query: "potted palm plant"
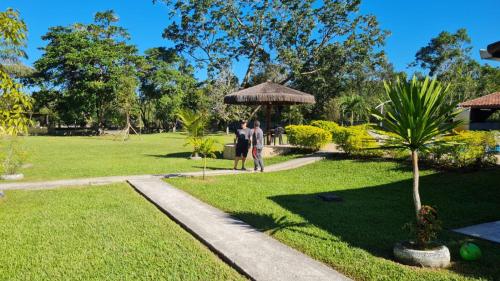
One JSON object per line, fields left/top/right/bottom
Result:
{"left": 373, "top": 76, "right": 461, "bottom": 268}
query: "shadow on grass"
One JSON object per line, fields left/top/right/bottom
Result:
{"left": 191, "top": 166, "right": 230, "bottom": 171}
{"left": 150, "top": 150, "right": 227, "bottom": 159}
{"left": 231, "top": 212, "right": 333, "bottom": 241}
{"left": 147, "top": 152, "right": 192, "bottom": 159}
{"left": 265, "top": 169, "right": 500, "bottom": 280}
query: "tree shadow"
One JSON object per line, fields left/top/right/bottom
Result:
{"left": 230, "top": 212, "right": 332, "bottom": 241}
{"left": 146, "top": 152, "right": 192, "bottom": 159}
{"left": 191, "top": 166, "right": 230, "bottom": 171}
{"left": 267, "top": 170, "right": 500, "bottom": 279}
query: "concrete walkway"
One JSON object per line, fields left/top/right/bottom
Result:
{"left": 0, "top": 153, "right": 326, "bottom": 191}
{"left": 128, "top": 178, "right": 351, "bottom": 281}
{"left": 454, "top": 221, "right": 500, "bottom": 244}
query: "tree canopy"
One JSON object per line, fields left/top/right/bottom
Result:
{"left": 31, "top": 10, "right": 140, "bottom": 133}
{"left": 0, "top": 8, "right": 32, "bottom": 136}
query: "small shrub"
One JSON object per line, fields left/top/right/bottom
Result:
{"left": 404, "top": 205, "right": 442, "bottom": 249}
{"left": 285, "top": 125, "right": 331, "bottom": 150}
{"left": 0, "top": 137, "right": 27, "bottom": 175}
{"left": 426, "top": 131, "right": 496, "bottom": 168}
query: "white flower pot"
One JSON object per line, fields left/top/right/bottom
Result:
{"left": 394, "top": 242, "right": 450, "bottom": 268}
{"left": 1, "top": 173, "right": 24, "bottom": 180}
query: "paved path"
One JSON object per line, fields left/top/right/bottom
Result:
{"left": 128, "top": 178, "right": 351, "bottom": 281}
{"left": 0, "top": 154, "right": 326, "bottom": 191}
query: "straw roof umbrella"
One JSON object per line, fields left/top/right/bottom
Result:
{"left": 480, "top": 41, "right": 500, "bottom": 61}
{"left": 224, "top": 81, "right": 315, "bottom": 144}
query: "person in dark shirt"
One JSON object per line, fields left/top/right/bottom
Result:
{"left": 233, "top": 120, "right": 251, "bottom": 170}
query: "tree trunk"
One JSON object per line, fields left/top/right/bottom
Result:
{"left": 203, "top": 157, "right": 206, "bottom": 180}
{"left": 350, "top": 112, "right": 354, "bottom": 126}
{"left": 265, "top": 105, "right": 272, "bottom": 145}
{"left": 411, "top": 150, "right": 422, "bottom": 217}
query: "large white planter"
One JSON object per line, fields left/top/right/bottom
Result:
{"left": 394, "top": 242, "right": 450, "bottom": 268}
{"left": 1, "top": 173, "right": 24, "bottom": 180}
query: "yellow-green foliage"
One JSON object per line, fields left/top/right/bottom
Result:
{"left": 311, "top": 121, "right": 381, "bottom": 156}
{"left": 310, "top": 120, "right": 341, "bottom": 135}
{"left": 332, "top": 125, "right": 381, "bottom": 156}
{"left": 285, "top": 125, "right": 331, "bottom": 150}
{"left": 428, "top": 130, "right": 496, "bottom": 168}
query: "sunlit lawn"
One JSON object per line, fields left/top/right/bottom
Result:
{"left": 167, "top": 157, "right": 500, "bottom": 281}
{"left": 13, "top": 133, "right": 296, "bottom": 181}
{"left": 0, "top": 183, "right": 244, "bottom": 281}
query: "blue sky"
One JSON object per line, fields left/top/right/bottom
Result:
{"left": 1, "top": 0, "right": 498, "bottom": 81}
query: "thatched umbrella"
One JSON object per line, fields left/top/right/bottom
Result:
{"left": 480, "top": 41, "right": 500, "bottom": 61}
{"left": 224, "top": 81, "right": 315, "bottom": 144}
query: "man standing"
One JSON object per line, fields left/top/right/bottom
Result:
{"left": 251, "top": 120, "right": 265, "bottom": 172}
{"left": 233, "top": 120, "right": 251, "bottom": 170}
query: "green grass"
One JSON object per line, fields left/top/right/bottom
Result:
{"left": 0, "top": 184, "right": 245, "bottom": 281}
{"left": 13, "top": 133, "right": 297, "bottom": 181}
{"left": 167, "top": 157, "right": 500, "bottom": 281}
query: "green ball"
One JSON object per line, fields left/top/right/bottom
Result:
{"left": 460, "top": 242, "right": 482, "bottom": 261}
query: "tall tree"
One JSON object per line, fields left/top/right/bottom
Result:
{"left": 31, "top": 10, "right": 140, "bottom": 133}
{"left": 158, "top": 0, "right": 388, "bottom": 88}
{"left": 411, "top": 29, "right": 481, "bottom": 103}
{"left": 372, "top": 77, "right": 461, "bottom": 222}
{"left": 139, "top": 47, "right": 198, "bottom": 131}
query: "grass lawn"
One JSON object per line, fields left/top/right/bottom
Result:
{"left": 13, "top": 133, "right": 296, "bottom": 181}
{"left": 167, "top": 157, "right": 500, "bottom": 281}
{"left": 0, "top": 183, "right": 245, "bottom": 281}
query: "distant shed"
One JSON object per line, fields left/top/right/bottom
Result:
{"left": 458, "top": 92, "right": 500, "bottom": 130}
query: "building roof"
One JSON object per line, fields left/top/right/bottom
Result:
{"left": 459, "top": 92, "right": 500, "bottom": 109}
{"left": 223, "top": 81, "right": 315, "bottom": 105}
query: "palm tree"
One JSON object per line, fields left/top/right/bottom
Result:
{"left": 177, "top": 109, "right": 207, "bottom": 158}
{"left": 372, "top": 76, "right": 461, "bottom": 217}
{"left": 339, "top": 94, "right": 366, "bottom": 126}
{"left": 176, "top": 109, "right": 206, "bottom": 138}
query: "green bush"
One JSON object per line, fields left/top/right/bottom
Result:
{"left": 310, "top": 120, "right": 341, "bottom": 135}
{"left": 285, "top": 125, "right": 331, "bottom": 150}
{"left": 331, "top": 125, "right": 381, "bottom": 156}
{"left": 426, "top": 131, "right": 496, "bottom": 168}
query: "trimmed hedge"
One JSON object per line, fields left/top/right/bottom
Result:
{"left": 425, "top": 130, "right": 497, "bottom": 168}
{"left": 311, "top": 121, "right": 380, "bottom": 156}
{"left": 310, "top": 120, "right": 498, "bottom": 168}
{"left": 285, "top": 125, "right": 331, "bottom": 150}
{"left": 310, "top": 120, "right": 341, "bottom": 135}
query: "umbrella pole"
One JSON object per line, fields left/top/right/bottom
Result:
{"left": 266, "top": 105, "right": 271, "bottom": 145}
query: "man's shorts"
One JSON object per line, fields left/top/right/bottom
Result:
{"left": 235, "top": 142, "right": 249, "bottom": 157}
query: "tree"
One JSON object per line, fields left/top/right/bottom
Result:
{"left": 177, "top": 109, "right": 207, "bottom": 157}
{"left": 31, "top": 10, "right": 140, "bottom": 134}
{"left": 372, "top": 76, "right": 461, "bottom": 222}
{"left": 193, "top": 137, "right": 219, "bottom": 179}
{"left": 0, "top": 8, "right": 32, "bottom": 136}
{"left": 411, "top": 29, "right": 481, "bottom": 104}
{"left": 115, "top": 72, "right": 140, "bottom": 140}
{"left": 203, "top": 67, "right": 249, "bottom": 131}
{"left": 338, "top": 94, "right": 367, "bottom": 126}
{"left": 157, "top": 0, "right": 388, "bottom": 89}
{"left": 139, "top": 47, "right": 198, "bottom": 132}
